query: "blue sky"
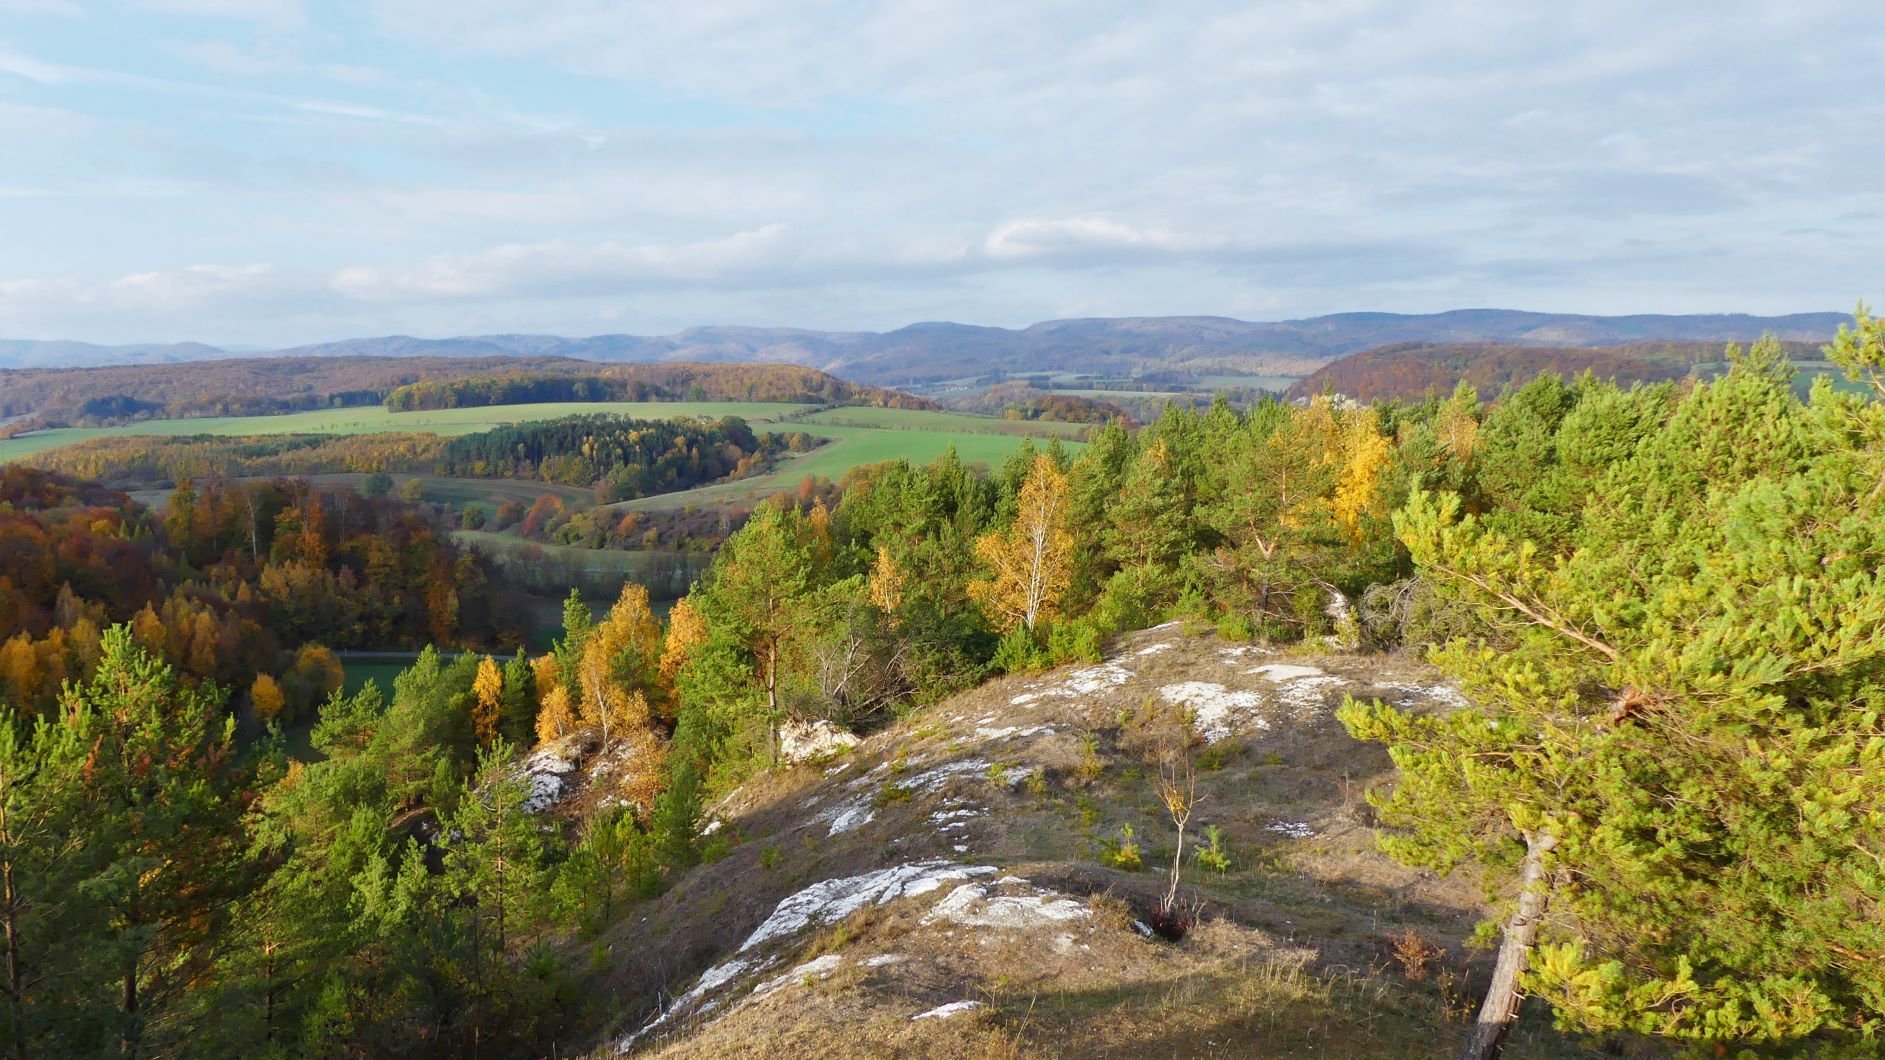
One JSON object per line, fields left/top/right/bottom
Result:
{"left": 0, "top": 0, "right": 1879, "bottom": 346}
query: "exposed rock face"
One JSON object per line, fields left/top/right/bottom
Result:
{"left": 513, "top": 731, "right": 596, "bottom": 813}
{"left": 779, "top": 719, "right": 862, "bottom": 764}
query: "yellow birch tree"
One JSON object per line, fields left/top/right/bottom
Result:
{"left": 971, "top": 452, "right": 1073, "bottom": 632}
{"left": 471, "top": 656, "right": 503, "bottom": 747}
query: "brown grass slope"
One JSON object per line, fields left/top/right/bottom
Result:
{"left": 565, "top": 626, "right": 1606, "bottom": 1059}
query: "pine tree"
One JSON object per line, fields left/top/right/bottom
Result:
{"left": 440, "top": 743, "right": 546, "bottom": 979}
{"left": 690, "top": 502, "right": 815, "bottom": 760}
{"left": 1344, "top": 340, "right": 1885, "bottom": 1056}
{"left": 37, "top": 628, "right": 250, "bottom": 1058}
{"left": 498, "top": 651, "right": 536, "bottom": 747}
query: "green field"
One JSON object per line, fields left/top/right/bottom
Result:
{"left": 1055, "top": 388, "right": 1187, "bottom": 400}
{"left": 0, "top": 400, "right": 821, "bottom": 463}
{"left": 611, "top": 422, "right": 1087, "bottom": 514}
{"left": 340, "top": 659, "right": 414, "bottom": 699}
{"left": 1193, "top": 374, "right": 1302, "bottom": 390}
{"left": 793, "top": 406, "right": 1090, "bottom": 437}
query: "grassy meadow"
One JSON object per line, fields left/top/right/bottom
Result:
{"left": 0, "top": 400, "right": 822, "bottom": 463}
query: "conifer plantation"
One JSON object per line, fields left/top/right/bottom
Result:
{"left": 0, "top": 313, "right": 1880, "bottom": 1055}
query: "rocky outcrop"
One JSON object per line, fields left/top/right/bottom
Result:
{"left": 779, "top": 718, "right": 862, "bottom": 764}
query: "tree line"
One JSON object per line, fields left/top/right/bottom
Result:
{"left": 383, "top": 362, "right": 936, "bottom": 412}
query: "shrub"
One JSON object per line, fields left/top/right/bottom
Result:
{"left": 991, "top": 625, "right": 1047, "bottom": 673}
{"left": 1195, "top": 825, "right": 1232, "bottom": 873}
{"left": 1100, "top": 824, "right": 1143, "bottom": 870}
{"left": 1046, "top": 618, "right": 1104, "bottom": 664}
{"left": 1215, "top": 612, "right": 1255, "bottom": 642}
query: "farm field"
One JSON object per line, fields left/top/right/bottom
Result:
{"left": 611, "top": 420, "right": 1087, "bottom": 514}
{"left": 1193, "top": 373, "right": 1303, "bottom": 390}
{"left": 792, "top": 406, "right": 1091, "bottom": 437}
{"left": 0, "top": 400, "right": 820, "bottom": 463}
{"left": 1054, "top": 388, "right": 1187, "bottom": 400}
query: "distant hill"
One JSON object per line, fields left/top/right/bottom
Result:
{"left": 0, "top": 357, "right": 929, "bottom": 425}
{"left": 0, "top": 309, "right": 1848, "bottom": 380}
{"left": 1285, "top": 337, "right": 1831, "bottom": 403}
{"left": 0, "top": 339, "right": 241, "bottom": 368}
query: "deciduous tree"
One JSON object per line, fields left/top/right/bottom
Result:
{"left": 971, "top": 453, "right": 1072, "bottom": 633}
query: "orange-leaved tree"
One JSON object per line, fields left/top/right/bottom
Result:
{"left": 471, "top": 656, "right": 503, "bottom": 747}
{"left": 971, "top": 452, "right": 1073, "bottom": 633}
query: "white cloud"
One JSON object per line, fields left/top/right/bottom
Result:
{"left": 106, "top": 263, "right": 282, "bottom": 308}
{"left": 983, "top": 218, "right": 1228, "bottom": 261}
{"left": 330, "top": 225, "right": 798, "bottom": 300}
{"left": 0, "top": 99, "right": 92, "bottom": 137}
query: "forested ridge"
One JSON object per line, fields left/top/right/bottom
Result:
{"left": 26, "top": 414, "right": 812, "bottom": 501}
{"left": 0, "top": 358, "right": 930, "bottom": 427}
{"left": 383, "top": 363, "right": 934, "bottom": 412}
{"left": 1287, "top": 337, "right": 1825, "bottom": 402}
{"left": 0, "top": 311, "right": 1883, "bottom": 1056}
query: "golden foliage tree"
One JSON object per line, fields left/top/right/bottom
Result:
{"left": 972, "top": 452, "right": 1073, "bottom": 632}
{"left": 251, "top": 673, "right": 287, "bottom": 724}
{"left": 578, "top": 584, "right": 664, "bottom": 747}
{"left": 290, "top": 644, "right": 344, "bottom": 698}
{"left": 657, "top": 596, "right": 707, "bottom": 709}
{"left": 471, "top": 656, "right": 504, "bottom": 747}
{"left": 868, "top": 545, "right": 905, "bottom": 618}
{"left": 534, "top": 684, "right": 578, "bottom": 745}
{"left": 0, "top": 635, "right": 37, "bottom": 710}
{"left": 1329, "top": 407, "right": 1393, "bottom": 545}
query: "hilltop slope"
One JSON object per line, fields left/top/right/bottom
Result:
{"left": 542, "top": 625, "right": 1599, "bottom": 1058}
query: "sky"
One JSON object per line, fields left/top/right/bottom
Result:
{"left": 0, "top": 1, "right": 1879, "bottom": 347}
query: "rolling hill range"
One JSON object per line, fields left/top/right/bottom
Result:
{"left": 0, "top": 309, "right": 1848, "bottom": 381}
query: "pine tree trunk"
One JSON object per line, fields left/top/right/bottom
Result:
{"left": 765, "top": 641, "right": 780, "bottom": 765}
{"left": 1458, "top": 831, "right": 1558, "bottom": 1060}
{"left": 2, "top": 854, "right": 23, "bottom": 1060}
{"left": 121, "top": 955, "right": 139, "bottom": 1060}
